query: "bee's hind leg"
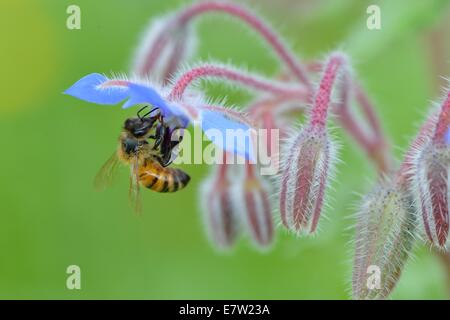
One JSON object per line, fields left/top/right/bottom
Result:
{"left": 149, "top": 124, "right": 164, "bottom": 151}
{"left": 159, "top": 127, "right": 186, "bottom": 167}
{"left": 159, "top": 148, "right": 173, "bottom": 167}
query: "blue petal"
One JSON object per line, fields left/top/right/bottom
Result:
{"left": 121, "top": 83, "right": 168, "bottom": 110}
{"left": 122, "top": 83, "right": 190, "bottom": 128}
{"left": 65, "top": 73, "right": 191, "bottom": 129}
{"left": 201, "top": 110, "right": 255, "bottom": 161}
{"left": 64, "top": 73, "right": 129, "bottom": 105}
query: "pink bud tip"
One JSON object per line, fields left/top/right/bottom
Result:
{"left": 279, "top": 126, "right": 336, "bottom": 234}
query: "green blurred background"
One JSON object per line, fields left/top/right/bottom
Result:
{"left": 1, "top": 0, "right": 450, "bottom": 299}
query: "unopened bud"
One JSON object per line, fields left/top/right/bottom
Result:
{"left": 132, "top": 14, "right": 197, "bottom": 82}
{"left": 410, "top": 92, "right": 450, "bottom": 248}
{"left": 352, "top": 182, "right": 416, "bottom": 300}
{"left": 279, "top": 126, "right": 336, "bottom": 234}
{"left": 411, "top": 142, "right": 450, "bottom": 247}
{"left": 200, "top": 164, "right": 239, "bottom": 249}
{"left": 233, "top": 164, "right": 274, "bottom": 248}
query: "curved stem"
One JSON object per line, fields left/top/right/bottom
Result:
{"left": 248, "top": 95, "right": 306, "bottom": 119}
{"left": 168, "top": 64, "right": 306, "bottom": 101}
{"left": 354, "top": 83, "right": 384, "bottom": 142}
{"left": 176, "top": 1, "right": 311, "bottom": 88}
{"left": 335, "top": 74, "right": 392, "bottom": 174}
{"left": 140, "top": 1, "right": 311, "bottom": 88}
{"left": 310, "top": 53, "right": 347, "bottom": 129}
{"left": 305, "top": 60, "right": 390, "bottom": 170}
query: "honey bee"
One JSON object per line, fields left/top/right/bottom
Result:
{"left": 95, "top": 106, "right": 190, "bottom": 212}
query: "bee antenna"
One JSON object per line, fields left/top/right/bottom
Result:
{"left": 137, "top": 105, "right": 150, "bottom": 121}
{"left": 137, "top": 105, "right": 160, "bottom": 121}
{"left": 141, "top": 107, "right": 159, "bottom": 120}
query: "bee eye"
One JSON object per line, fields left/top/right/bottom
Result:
{"left": 124, "top": 119, "right": 133, "bottom": 130}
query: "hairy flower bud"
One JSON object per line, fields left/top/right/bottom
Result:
{"left": 409, "top": 93, "right": 450, "bottom": 248}
{"left": 200, "top": 164, "right": 239, "bottom": 249}
{"left": 278, "top": 53, "right": 345, "bottom": 235}
{"left": 411, "top": 138, "right": 450, "bottom": 248}
{"left": 233, "top": 164, "right": 274, "bottom": 248}
{"left": 352, "top": 182, "right": 415, "bottom": 300}
{"left": 279, "top": 126, "right": 336, "bottom": 234}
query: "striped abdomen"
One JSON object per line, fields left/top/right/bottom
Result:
{"left": 138, "top": 158, "right": 190, "bottom": 193}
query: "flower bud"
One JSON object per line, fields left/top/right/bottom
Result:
{"left": 410, "top": 92, "right": 450, "bottom": 248}
{"left": 200, "top": 164, "right": 239, "bottom": 249}
{"left": 233, "top": 164, "right": 274, "bottom": 248}
{"left": 352, "top": 182, "right": 416, "bottom": 300}
{"left": 279, "top": 126, "right": 336, "bottom": 234}
{"left": 132, "top": 14, "right": 197, "bottom": 83}
{"left": 411, "top": 142, "right": 450, "bottom": 247}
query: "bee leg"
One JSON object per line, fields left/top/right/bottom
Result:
{"left": 152, "top": 124, "right": 164, "bottom": 150}
{"left": 161, "top": 158, "right": 173, "bottom": 167}
{"left": 161, "top": 128, "right": 186, "bottom": 167}
{"left": 159, "top": 147, "right": 173, "bottom": 167}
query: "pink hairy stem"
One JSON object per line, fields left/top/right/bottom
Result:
{"left": 354, "top": 83, "right": 392, "bottom": 174}
{"left": 334, "top": 74, "right": 392, "bottom": 174}
{"left": 245, "top": 64, "right": 391, "bottom": 173}
{"left": 303, "top": 60, "right": 383, "bottom": 138}
{"left": 138, "top": 1, "right": 312, "bottom": 87}
{"left": 334, "top": 73, "right": 372, "bottom": 150}
{"left": 175, "top": 1, "right": 311, "bottom": 88}
{"left": 354, "top": 83, "right": 384, "bottom": 141}
{"left": 261, "top": 111, "right": 277, "bottom": 157}
{"left": 304, "top": 59, "right": 391, "bottom": 173}
{"left": 310, "top": 53, "right": 347, "bottom": 130}
{"left": 247, "top": 94, "right": 307, "bottom": 119}
{"left": 168, "top": 64, "right": 307, "bottom": 101}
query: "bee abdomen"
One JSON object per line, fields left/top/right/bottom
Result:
{"left": 139, "top": 165, "right": 190, "bottom": 193}
{"left": 168, "top": 168, "right": 190, "bottom": 192}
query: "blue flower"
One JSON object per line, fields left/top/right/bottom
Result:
{"left": 64, "top": 73, "right": 255, "bottom": 160}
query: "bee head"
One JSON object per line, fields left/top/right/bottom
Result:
{"left": 124, "top": 117, "right": 156, "bottom": 138}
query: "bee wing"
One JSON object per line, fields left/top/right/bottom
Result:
{"left": 94, "top": 151, "right": 121, "bottom": 191}
{"left": 129, "top": 155, "right": 143, "bottom": 214}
